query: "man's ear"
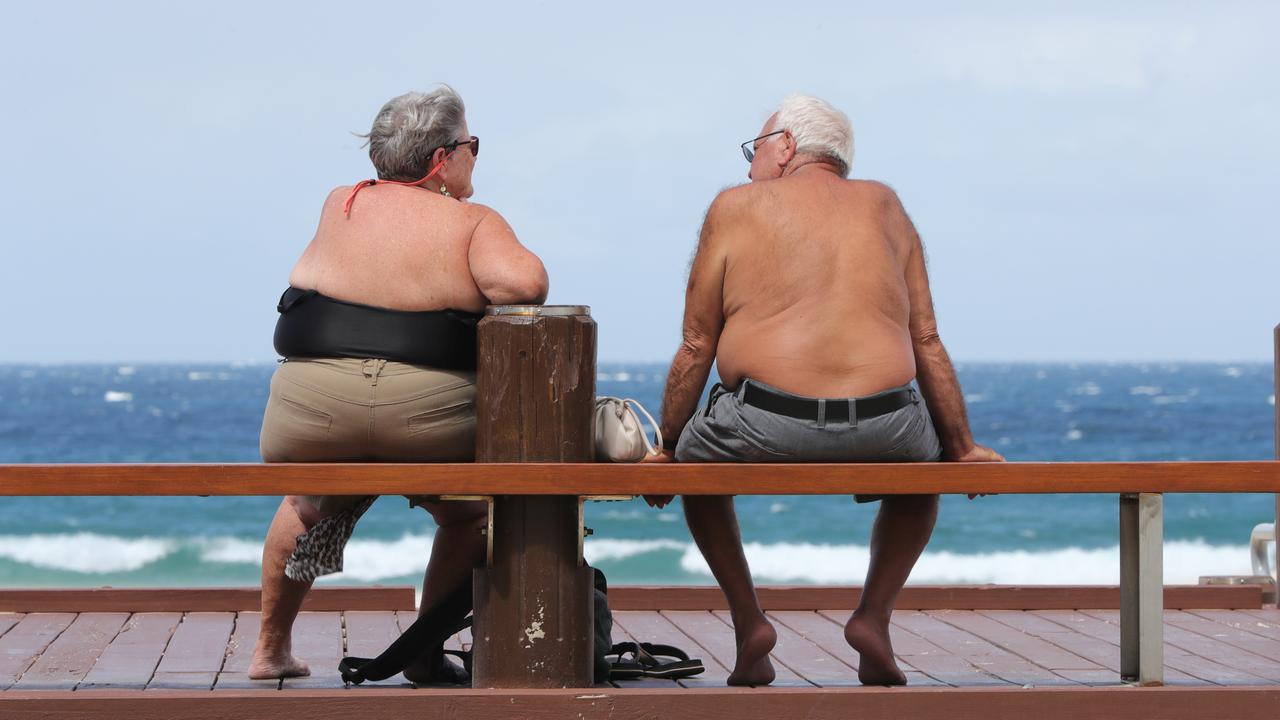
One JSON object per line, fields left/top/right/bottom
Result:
{"left": 778, "top": 131, "right": 797, "bottom": 167}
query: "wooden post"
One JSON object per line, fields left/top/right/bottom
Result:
{"left": 1120, "top": 492, "right": 1164, "bottom": 685}
{"left": 471, "top": 306, "right": 597, "bottom": 688}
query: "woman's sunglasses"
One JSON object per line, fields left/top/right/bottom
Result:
{"left": 442, "top": 136, "right": 480, "bottom": 158}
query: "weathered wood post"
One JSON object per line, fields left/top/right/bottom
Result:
{"left": 471, "top": 305, "right": 597, "bottom": 688}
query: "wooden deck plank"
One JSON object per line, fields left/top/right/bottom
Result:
{"left": 768, "top": 610, "right": 944, "bottom": 688}
{"left": 212, "top": 611, "right": 279, "bottom": 690}
{"left": 149, "top": 612, "right": 234, "bottom": 691}
{"left": 975, "top": 610, "right": 1202, "bottom": 685}
{"left": 280, "top": 612, "right": 345, "bottom": 689}
{"left": 715, "top": 610, "right": 857, "bottom": 687}
{"left": 931, "top": 610, "right": 1103, "bottom": 671}
{"left": 1189, "top": 609, "right": 1280, "bottom": 643}
{"left": 1084, "top": 609, "right": 1280, "bottom": 683}
{"left": 0, "top": 586, "right": 415, "bottom": 614}
{"left": 661, "top": 610, "right": 811, "bottom": 687}
{"left": 7, "top": 685, "right": 1280, "bottom": 719}
{"left": 0, "top": 614, "right": 21, "bottom": 640}
{"left": 1034, "top": 610, "right": 1263, "bottom": 685}
{"left": 1166, "top": 611, "right": 1280, "bottom": 667}
{"left": 817, "top": 609, "right": 1008, "bottom": 686}
{"left": 11, "top": 612, "right": 129, "bottom": 690}
{"left": 0, "top": 613, "right": 75, "bottom": 690}
{"left": 895, "top": 611, "right": 1071, "bottom": 686}
{"left": 611, "top": 610, "right": 729, "bottom": 688}
{"left": 345, "top": 610, "right": 410, "bottom": 687}
{"left": 77, "top": 613, "right": 180, "bottom": 689}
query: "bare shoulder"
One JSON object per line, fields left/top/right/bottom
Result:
{"left": 703, "top": 183, "right": 755, "bottom": 228}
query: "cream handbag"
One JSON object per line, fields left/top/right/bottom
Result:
{"left": 593, "top": 397, "right": 663, "bottom": 463}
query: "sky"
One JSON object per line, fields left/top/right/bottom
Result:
{"left": 0, "top": 1, "right": 1276, "bottom": 363}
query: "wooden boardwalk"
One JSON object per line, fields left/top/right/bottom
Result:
{"left": 3, "top": 606, "right": 1280, "bottom": 692}
{"left": 2, "top": 586, "right": 1278, "bottom": 719}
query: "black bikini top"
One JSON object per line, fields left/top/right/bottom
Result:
{"left": 273, "top": 287, "right": 481, "bottom": 370}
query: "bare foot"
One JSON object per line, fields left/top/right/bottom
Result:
{"left": 248, "top": 646, "right": 310, "bottom": 679}
{"left": 727, "top": 619, "right": 777, "bottom": 686}
{"left": 844, "top": 613, "right": 906, "bottom": 686}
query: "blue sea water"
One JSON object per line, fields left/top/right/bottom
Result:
{"left": 0, "top": 362, "right": 1274, "bottom": 589}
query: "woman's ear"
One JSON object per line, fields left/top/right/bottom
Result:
{"left": 431, "top": 146, "right": 449, "bottom": 168}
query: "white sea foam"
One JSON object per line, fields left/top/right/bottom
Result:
{"left": 1129, "top": 386, "right": 1161, "bottom": 396}
{"left": 103, "top": 391, "right": 132, "bottom": 403}
{"left": 0, "top": 533, "right": 174, "bottom": 573}
{"left": 679, "top": 539, "right": 1253, "bottom": 585}
{"left": 7, "top": 533, "right": 1255, "bottom": 586}
{"left": 583, "top": 539, "right": 686, "bottom": 563}
{"left": 187, "top": 371, "right": 213, "bottom": 381}
{"left": 116, "top": 366, "right": 136, "bottom": 376}
{"left": 964, "top": 394, "right": 986, "bottom": 403}
{"left": 1072, "top": 382, "right": 1102, "bottom": 396}
{"left": 1269, "top": 395, "right": 1276, "bottom": 406}
{"left": 1065, "top": 428, "right": 1084, "bottom": 441}
{"left": 1223, "top": 367, "right": 1243, "bottom": 378}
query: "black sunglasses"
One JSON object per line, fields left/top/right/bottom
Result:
{"left": 441, "top": 135, "right": 480, "bottom": 158}
{"left": 740, "top": 130, "right": 785, "bottom": 162}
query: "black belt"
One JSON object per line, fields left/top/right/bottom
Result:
{"left": 741, "top": 383, "right": 914, "bottom": 423}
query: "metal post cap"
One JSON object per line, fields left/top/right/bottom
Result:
{"left": 484, "top": 305, "right": 591, "bottom": 317}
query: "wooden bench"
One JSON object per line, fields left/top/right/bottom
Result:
{"left": 2, "top": 460, "right": 1278, "bottom": 687}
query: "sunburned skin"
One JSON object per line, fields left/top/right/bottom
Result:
{"left": 289, "top": 185, "right": 547, "bottom": 312}
{"left": 713, "top": 169, "right": 918, "bottom": 398}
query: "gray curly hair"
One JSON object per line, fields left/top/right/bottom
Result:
{"left": 361, "top": 85, "right": 466, "bottom": 182}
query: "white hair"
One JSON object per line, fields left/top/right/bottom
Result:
{"left": 773, "top": 94, "right": 854, "bottom": 177}
{"left": 361, "top": 85, "right": 466, "bottom": 182}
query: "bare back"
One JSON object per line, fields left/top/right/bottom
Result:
{"left": 714, "top": 170, "right": 918, "bottom": 397}
{"left": 289, "top": 185, "right": 543, "bottom": 313}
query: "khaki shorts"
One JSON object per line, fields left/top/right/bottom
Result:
{"left": 260, "top": 357, "right": 476, "bottom": 515}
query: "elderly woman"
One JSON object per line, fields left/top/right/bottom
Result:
{"left": 249, "top": 86, "right": 548, "bottom": 680}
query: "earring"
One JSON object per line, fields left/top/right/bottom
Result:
{"left": 440, "top": 184, "right": 450, "bottom": 197}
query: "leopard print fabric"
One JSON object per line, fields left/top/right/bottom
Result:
{"left": 284, "top": 496, "right": 377, "bottom": 583}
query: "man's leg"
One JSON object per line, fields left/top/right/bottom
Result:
{"left": 683, "top": 495, "right": 777, "bottom": 686}
{"left": 250, "top": 497, "right": 314, "bottom": 679}
{"left": 844, "top": 493, "right": 939, "bottom": 685}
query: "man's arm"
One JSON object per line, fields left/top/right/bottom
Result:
{"left": 893, "top": 191, "right": 1001, "bottom": 462}
{"left": 657, "top": 197, "right": 730, "bottom": 451}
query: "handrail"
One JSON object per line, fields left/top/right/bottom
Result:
{"left": 0, "top": 460, "right": 1275, "bottom": 496}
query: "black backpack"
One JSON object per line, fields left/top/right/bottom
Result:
{"left": 339, "top": 567, "right": 702, "bottom": 685}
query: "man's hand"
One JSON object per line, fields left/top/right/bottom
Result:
{"left": 946, "top": 443, "right": 1005, "bottom": 499}
{"left": 949, "top": 444, "right": 1005, "bottom": 463}
{"left": 641, "top": 448, "right": 676, "bottom": 508}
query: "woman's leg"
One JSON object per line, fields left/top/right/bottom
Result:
{"left": 402, "top": 499, "right": 489, "bottom": 683}
{"left": 683, "top": 495, "right": 777, "bottom": 686}
{"left": 249, "top": 497, "right": 314, "bottom": 678}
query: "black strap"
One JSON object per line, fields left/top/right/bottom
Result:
{"left": 338, "top": 581, "right": 473, "bottom": 685}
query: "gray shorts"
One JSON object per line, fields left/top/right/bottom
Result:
{"left": 675, "top": 378, "right": 942, "bottom": 502}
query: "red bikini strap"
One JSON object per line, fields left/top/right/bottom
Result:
{"left": 341, "top": 147, "right": 460, "bottom": 215}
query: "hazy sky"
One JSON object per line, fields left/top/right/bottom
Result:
{"left": 1, "top": 1, "right": 1276, "bottom": 363}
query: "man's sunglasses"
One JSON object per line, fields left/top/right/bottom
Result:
{"left": 740, "top": 130, "right": 785, "bottom": 162}
{"left": 442, "top": 136, "right": 480, "bottom": 158}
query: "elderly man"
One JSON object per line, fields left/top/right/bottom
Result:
{"left": 648, "top": 95, "right": 1002, "bottom": 686}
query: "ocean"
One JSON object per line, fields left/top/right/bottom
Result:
{"left": 0, "top": 362, "right": 1274, "bottom": 590}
